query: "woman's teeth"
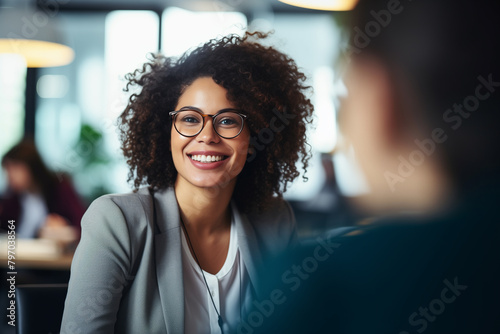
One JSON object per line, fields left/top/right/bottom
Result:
{"left": 190, "top": 155, "right": 225, "bottom": 163}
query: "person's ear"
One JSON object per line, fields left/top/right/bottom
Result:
{"left": 339, "top": 56, "right": 404, "bottom": 206}
{"left": 342, "top": 56, "right": 400, "bottom": 152}
{"left": 341, "top": 56, "right": 450, "bottom": 213}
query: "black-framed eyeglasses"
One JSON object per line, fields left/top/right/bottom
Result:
{"left": 169, "top": 107, "right": 247, "bottom": 139}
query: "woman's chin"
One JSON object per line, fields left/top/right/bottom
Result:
{"left": 177, "top": 174, "right": 236, "bottom": 192}
{"left": 192, "top": 179, "right": 235, "bottom": 191}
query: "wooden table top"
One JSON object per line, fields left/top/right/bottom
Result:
{"left": 0, "top": 238, "right": 74, "bottom": 270}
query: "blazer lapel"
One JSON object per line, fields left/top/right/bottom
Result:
{"left": 153, "top": 188, "right": 184, "bottom": 334}
{"left": 232, "top": 202, "right": 265, "bottom": 299}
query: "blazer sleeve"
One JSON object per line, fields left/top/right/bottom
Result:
{"left": 61, "top": 196, "right": 134, "bottom": 334}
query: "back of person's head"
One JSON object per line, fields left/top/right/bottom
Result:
{"left": 341, "top": 0, "right": 500, "bottom": 211}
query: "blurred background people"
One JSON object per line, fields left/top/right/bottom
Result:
{"left": 250, "top": 0, "right": 500, "bottom": 333}
{"left": 0, "top": 138, "right": 85, "bottom": 242}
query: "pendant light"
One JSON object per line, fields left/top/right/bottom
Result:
{"left": 0, "top": 0, "right": 74, "bottom": 67}
{"left": 278, "top": 0, "right": 359, "bottom": 11}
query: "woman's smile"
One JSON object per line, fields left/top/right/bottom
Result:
{"left": 187, "top": 150, "right": 230, "bottom": 170}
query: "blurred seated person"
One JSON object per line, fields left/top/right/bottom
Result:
{"left": 249, "top": 1, "right": 500, "bottom": 333}
{"left": 0, "top": 138, "right": 85, "bottom": 243}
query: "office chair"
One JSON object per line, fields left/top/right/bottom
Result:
{"left": 16, "top": 284, "right": 68, "bottom": 334}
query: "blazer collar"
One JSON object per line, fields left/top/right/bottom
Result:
{"left": 150, "top": 187, "right": 265, "bottom": 332}
{"left": 152, "top": 187, "right": 185, "bottom": 334}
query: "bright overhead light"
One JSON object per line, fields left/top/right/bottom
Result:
{"left": 0, "top": 1, "right": 74, "bottom": 67}
{"left": 0, "top": 39, "right": 74, "bottom": 67}
{"left": 278, "top": 0, "right": 359, "bottom": 11}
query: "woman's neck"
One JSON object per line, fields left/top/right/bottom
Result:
{"left": 174, "top": 177, "right": 235, "bottom": 235}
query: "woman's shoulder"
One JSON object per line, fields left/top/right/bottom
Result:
{"left": 90, "top": 187, "right": 150, "bottom": 208}
{"left": 241, "top": 197, "right": 295, "bottom": 236}
{"left": 239, "top": 197, "right": 297, "bottom": 253}
{"left": 84, "top": 187, "right": 153, "bottom": 226}
{"left": 245, "top": 197, "right": 293, "bottom": 221}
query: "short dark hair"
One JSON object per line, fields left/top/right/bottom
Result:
{"left": 118, "top": 31, "right": 314, "bottom": 212}
{"left": 348, "top": 0, "right": 500, "bottom": 190}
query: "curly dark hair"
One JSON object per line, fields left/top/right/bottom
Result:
{"left": 118, "top": 31, "right": 314, "bottom": 212}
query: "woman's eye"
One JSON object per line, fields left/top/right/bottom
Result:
{"left": 181, "top": 116, "right": 200, "bottom": 123}
{"left": 220, "top": 118, "right": 236, "bottom": 125}
{"left": 217, "top": 117, "right": 239, "bottom": 127}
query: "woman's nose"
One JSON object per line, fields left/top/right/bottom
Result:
{"left": 196, "top": 118, "right": 220, "bottom": 144}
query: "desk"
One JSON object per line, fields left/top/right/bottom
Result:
{"left": 0, "top": 254, "right": 73, "bottom": 270}
{"left": 0, "top": 238, "right": 74, "bottom": 271}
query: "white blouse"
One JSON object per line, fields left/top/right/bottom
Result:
{"left": 18, "top": 192, "right": 48, "bottom": 238}
{"left": 181, "top": 217, "right": 253, "bottom": 334}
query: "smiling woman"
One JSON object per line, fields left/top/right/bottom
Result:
{"left": 61, "top": 31, "right": 314, "bottom": 334}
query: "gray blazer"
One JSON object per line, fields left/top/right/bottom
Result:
{"left": 60, "top": 187, "right": 296, "bottom": 334}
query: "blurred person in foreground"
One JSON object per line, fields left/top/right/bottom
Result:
{"left": 248, "top": 1, "right": 500, "bottom": 333}
{"left": 0, "top": 138, "right": 84, "bottom": 243}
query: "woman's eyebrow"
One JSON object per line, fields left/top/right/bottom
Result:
{"left": 177, "top": 106, "right": 242, "bottom": 114}
{"left": 178, "top": 106, "right": 202, "bottom": 112}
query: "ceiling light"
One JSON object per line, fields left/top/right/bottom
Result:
{"left": 0, "top": 1, "right": 74, "bottom": 67}
{"left": 278, "top": 0, "right": 359, "bottom": 11}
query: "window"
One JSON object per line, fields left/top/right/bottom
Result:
{"left": 35, "top": 10, "right": 159, "bottom": 202}
{"left": 0, "top": 55, "right": 26, "bottom": 191}
{"left": 161, "top": 7, "right": 246, "bottom": 57}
